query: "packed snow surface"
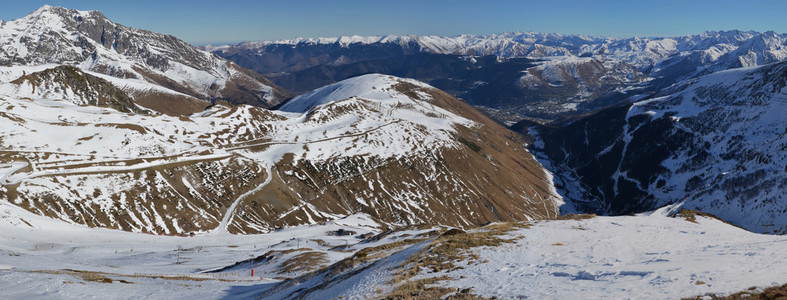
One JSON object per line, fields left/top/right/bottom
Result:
{"left": 265, "top": 206, "right": 787, "bottom": 299}
{"left": 0, "top": 197, "right": 384, "bottom": 299}
{"left": 436, "top": 208, "right": 787, "bottom": 299}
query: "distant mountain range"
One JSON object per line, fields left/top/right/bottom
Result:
{"left": 208, "top": 31, "right": 787, "bottom": 122}
{"left": 209, "top": 31, "right": 787, "bottom": 73}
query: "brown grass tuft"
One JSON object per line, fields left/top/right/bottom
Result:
{"left": 683, "top": 283, "right": 787, "bottom": 300}
{"left": 383, "top": 276, "right": 489, "bottom": 300}
{"left": 386, "top": 224, "right": 523, "bottom": 299}
{"left": 673, "top": 209, "right": 723, "bottom": 223}
{"left": 279, "top": 251, "right": 330, "bottom": 274}
{"left": 555, "top": 214, "right": 596, "bottom": 220}
{"left": 672, "top": 209, "right": 745, "bottom": 230}
{"left": 441, "top": 228, "right": 466, "bottom": 236}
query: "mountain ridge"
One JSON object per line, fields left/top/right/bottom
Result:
{"left": 0, "top": 72, "right": 560, "bottom": 234}
{"left": 0, "top": 5, "right": 291, "bottom": 115}
{"left": 209, "top": 30, "right": 787, "bottom": 121}
{"left": 208, "top": 30, "right": 782, "bottom": 69}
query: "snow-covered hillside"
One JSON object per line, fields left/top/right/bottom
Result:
{"left": 528, "top": 60, "right": 787, "bottom": 234}
{"left": 0, "top": 72, "right": 559, "bottom": 234}
{"left": 259, "top": 208, "right": 787, "bottom": 299}
{"left": 5, "top": 198, "right": 785, "bottom": 299}
{"left": 0, "top": 196, "right": 387, "bottom": 299}
{"left": 621, "top": 63, "right": 787, "bottom": 233}
{"left": 280, "top": 73, "right": 436, "bottom": 112}
{"left": 0, "top": 5, "right": 289, "bottom": 114}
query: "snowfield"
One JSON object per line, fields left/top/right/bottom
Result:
{"left": 2, "top": 200, "right": 787, "bottom": 299}
{"left": 0, "top": 198, "right": 383, "bottom": 299}
{"left": 437, "top": 207, "right": 787, "bottom": 299}
{"left": 261, "top": 206, "right": 787, "bottom": 299}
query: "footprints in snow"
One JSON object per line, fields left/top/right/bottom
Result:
{"left": 551, "top": 270, "right": 654, "bottom": 281}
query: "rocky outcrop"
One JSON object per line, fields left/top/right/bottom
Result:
{"left": 10, "top": 66, "right": 145, "bottom": 113}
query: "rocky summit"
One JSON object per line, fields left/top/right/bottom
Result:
{"left": 0, "top": 5, "right": 290, "bottom": 115}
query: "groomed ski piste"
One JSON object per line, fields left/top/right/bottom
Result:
{"left": 2, "top": 200, "right": 787, "bottom": 299}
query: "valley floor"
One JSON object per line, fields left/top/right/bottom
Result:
{"left": 1, "top": 200, "right": 786, "bottom": 299}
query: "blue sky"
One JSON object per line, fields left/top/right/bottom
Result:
{"left": 2, "top": 0, "right": 785, "bottom": 45}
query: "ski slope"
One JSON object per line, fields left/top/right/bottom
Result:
{"left": 0, "top": 197, "right": 383, "bottom": 299}
{"left": 259, "top": 206, "right": 787, "bottom": 299}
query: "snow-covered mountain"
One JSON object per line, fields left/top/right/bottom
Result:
{"left": 212, "top": 31, "right": 787, "bottom": 73}
{"left": 522, "top": 60, "right": 787, "bottom": 233}
{"left": 207, "top": 32, "right": 607, "bottom": 61}
{"left": 0, "top": 5, "right": 290, "bottom": 115}
{"left": 0, "top": 71, "right": 559, "bottom": 234}
{"left": 210, "top": 30, "right": 787, "bottom": 121}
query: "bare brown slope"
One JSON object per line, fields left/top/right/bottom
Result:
{"left": 0, "top": 152, "right": 268, "bottom": 234}
{"left": 228, "top": 80, "right": 560, "bottom": 233}
{"left": 11, "top": 66, "right": 145, "bottom": 114}
{"left": 0, "top": 76, "right": 557, "bottom": 234}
